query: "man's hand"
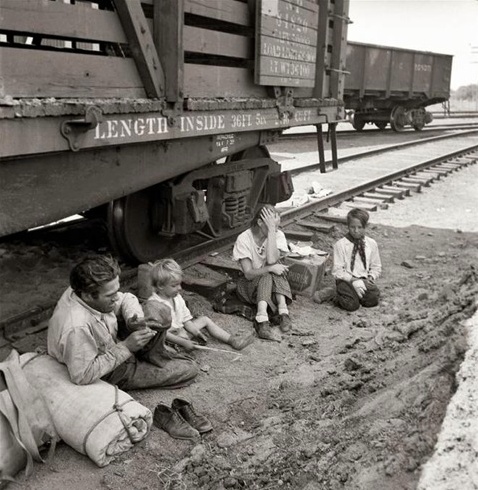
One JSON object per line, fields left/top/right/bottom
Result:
{"left": 268, "top": 263, "right": 289, "bottom": 276}
{"left": 121, "top": 329, "right": 156, "bottom": 352}
{"left": 352, "top": 279, "right": 366, "bottom": 299}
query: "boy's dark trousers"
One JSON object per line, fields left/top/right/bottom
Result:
{"left": 335, "top": 280, "right": 380, "bottom": 312}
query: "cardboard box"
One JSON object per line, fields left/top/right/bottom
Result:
{"left": 283, "top": 254, "right": 329, "bottom": 298}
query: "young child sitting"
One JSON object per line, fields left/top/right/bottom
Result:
{"left": 330, "top": 207, "right": 382, "bottom": 311}
{"left": 146, "top": 259, "right": 255, "bottom": 351}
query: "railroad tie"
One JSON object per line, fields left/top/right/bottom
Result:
{"left": 422, "top": 167, "right": 449, "bottom": 176}
{"left": 314, "top": 211, "right": 348, "bottom": 224}
{"left": 363, "top": 192, "right": 395, "bottom": 203}
{"left": 379, "top": 185, "right": 410, "bottom": 198}
{"left": 400, "top": 176, "right": 431, "bottom": 187}
{"left": 352, "top": 196, "right": 389, "bottom": 210}
{"left": 447, "top": 158, "right": 471, "bottom": 166}
{"left": 284, "top": 230, "right": 316, "bottom": 241}
{"left": 393, "top": 181, "right": 422, "bottom": 192}
{"left": 439, "top": 163, "right": 462, "bottom": 170}
{"left": 414, "top": 171, "right": 441, "bottom": 181}
{"left": 296, "top": 220, "right": 335, "bottom": 234}
{"left": 342, "top": 201, "right": 378, "bottom": 212}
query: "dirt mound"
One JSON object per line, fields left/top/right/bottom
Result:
{"left": 169, "top": 269, "right": 476, "bottom": 490}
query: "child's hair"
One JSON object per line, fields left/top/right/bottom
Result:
{"left": 143, "top": 299, "right": 172, "bottom": 327}
{"left": 347, "top": 208, "right": 369, "bottom": 227}
{"left": 150, "top": 258, "right": 183, "bottom": 289}
{"left": 252, "top": 204, "right": 278, "bottom": 226}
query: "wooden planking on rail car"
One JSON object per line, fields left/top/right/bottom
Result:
{"left": 0, "top": 0, "right": 350, "bottom": 262}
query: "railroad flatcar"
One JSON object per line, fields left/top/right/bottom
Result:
{"left": 344, "top": 41, "right": 453, "bottom": 131}
{"left": 0, "top": 0, "right": 350, "bottom": 263}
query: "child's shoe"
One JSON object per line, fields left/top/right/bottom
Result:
{"left": 279, "top": 314, "right": 292, "bottom": 333}
{"left": 254, "top": 320, "right": 282, "bottom": 342}
{"left": 228, "top": 331, "right": 255, "bottom": 350}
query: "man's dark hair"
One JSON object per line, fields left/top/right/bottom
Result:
{"left": 70, "top": 255, "right": 121, "bottom": 297}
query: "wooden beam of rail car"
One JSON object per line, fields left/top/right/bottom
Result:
{"left": 184, "top": 25, "right": 251, "bottom": 59}
{"left": 1, "top": 47, "right": 146, "bottom": 99}
{"left": 0, "top": 0, "right": 127, "bottom": 43}
{"left": 114, "top": 0, "right": 164, "bottom": 99}
{"left": 154, "top": 0, "right": 183, "bottom": 103}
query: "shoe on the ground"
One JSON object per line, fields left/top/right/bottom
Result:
{"left": 228, "top": 331, "right": 255, "bottom": 350}
{"left": 254, "top": 320, "right": 282, "bottom": 342}
{"left": 171, "top": 398, "right": 213, "bottom": 434}
{"left": 153, "top": 403, "right": 200, "bottom": 440}
{"left": 279, "top": 314, "right": 292, "bottom": 333}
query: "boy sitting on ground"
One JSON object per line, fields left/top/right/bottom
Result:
{"left": 146, "top": 259, "right": 255, "bottom": 352}
{"left": 318, "top": 207, "right": 381, "bottom": 311}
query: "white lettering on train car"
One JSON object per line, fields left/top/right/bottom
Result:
{"left": 95, "top": 117, "right": 169, "bottom": 139}
{"left": 415, "top": 63, "right": 432, "bottom": 72}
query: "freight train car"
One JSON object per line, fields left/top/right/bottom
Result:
{"left": 344, "top": 41, "right": 452, "bottom": 131}
{"left": 0, "top": 0, "right": 349, "bottom": 262}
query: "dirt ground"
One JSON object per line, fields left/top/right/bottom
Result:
{"left": 2, "top": 137, "right": 478, "bottom": 489}
{"left": 8, "top": 208, "right": 477, "bottom": 490}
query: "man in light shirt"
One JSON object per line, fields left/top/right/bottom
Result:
{"left": 48, "top": 255, "right": 198, "bottom": 389}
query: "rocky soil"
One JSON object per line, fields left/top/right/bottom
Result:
{"left": 5, "top": 216, "right": 476, "bottom": 490}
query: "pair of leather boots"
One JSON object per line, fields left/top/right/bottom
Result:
{"left": 254, "top": 313, "right": 292, "bottom": 342}
{"left": 153, "top": 398, "right": 212, "bottom": 441}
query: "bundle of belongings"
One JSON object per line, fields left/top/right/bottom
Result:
{"left": 21, "top": 352, "right": 153, "bottom": 467}
{"left": 1, "top": 350, "right": 152, "bottom": 487}
{"left": 0, "top": 350, "right": 58, "bottom": 487}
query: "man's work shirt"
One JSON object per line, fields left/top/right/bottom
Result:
{"left": 48, "top": 287, "right": 143, "bottom": 385}
{"left": 332, "top": 236, "right": 382, "bottom": 282}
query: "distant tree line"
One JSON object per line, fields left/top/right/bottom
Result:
{"left": 452, "top": 84, "right": 478, "bottom": 100}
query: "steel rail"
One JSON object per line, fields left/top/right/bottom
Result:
{"left": 280, "top": 122, "right": 478, "bottom": 140}
{"left": 288, "top": 129, "right": 478, "bottom": 176}
{"left": 282, "top": 142, "right": 478, "bottom": 224}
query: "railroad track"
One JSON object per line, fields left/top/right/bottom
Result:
{"left": 2, "top": 131, "right": 477, "bottom": 343}
{"left": 281, "top": 121, "right": 478, "bottom": 139}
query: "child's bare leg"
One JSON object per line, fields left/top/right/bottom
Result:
{"left": 191, "top": 316, "right": 230, "bottom": 343}
{"left": 275, "top": 293, "right": 289, "bottom": 315}
{"left": 256, "top": 300, "right": 269, "bottom": 323}
{"left": 189, "top": 317, "right": 254, "bottom": 351}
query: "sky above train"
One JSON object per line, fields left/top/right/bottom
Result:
{"left": 347, "top": 0, "right": 478, "bottom": 90}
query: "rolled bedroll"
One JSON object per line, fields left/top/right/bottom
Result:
{"left": 20, "top": 353, "right": 153, "bottom": 467}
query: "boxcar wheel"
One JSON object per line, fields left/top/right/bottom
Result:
{"left": 107, "top": 190, "right": 176, "bottom": 264}
{"left": 390, "top": 106, "right": 408, "bottom": 132}
{"left": 351, "top": 115, "right": 365, "bottom": 131}
{"left": 375, "top": 121, "right": 388, "bottom": 130}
